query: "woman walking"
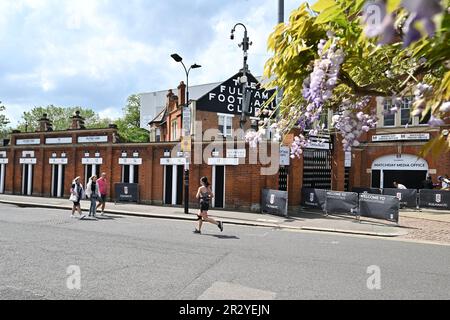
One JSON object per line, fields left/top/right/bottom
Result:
{"left": 70, "top": 177, "right": 86, "bottom": 220}
{"left": 86, "top": 175, "right": 100, "bottom": 218}
{"left": 194, "top": 177, "right": 223, "bottom": 234}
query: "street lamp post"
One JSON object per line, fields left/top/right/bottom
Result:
{"left": 230, "top": 23, "right": 252, "bottom": 129}
{"left": 171, "top": 53, "right": 201, "bottom": 214}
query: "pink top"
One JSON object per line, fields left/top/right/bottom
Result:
{"left": 97, "top": 178, "right": 108, "bottom": 195}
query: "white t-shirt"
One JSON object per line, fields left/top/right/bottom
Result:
{"left": 397, "top": 184, "right": 407, "bottom": 189}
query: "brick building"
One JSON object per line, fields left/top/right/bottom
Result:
{"left": 0, "top": 71, "right": 449, "bottom": 214}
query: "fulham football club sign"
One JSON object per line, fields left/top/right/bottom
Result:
{"left": 196, "top": 72, "right": 276, "bottom": 116}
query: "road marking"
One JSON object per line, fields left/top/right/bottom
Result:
{"left": 198, "top": 282, "right": 276, "bottom": 300}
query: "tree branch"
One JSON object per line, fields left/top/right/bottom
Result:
{"left": 339, "top": 65, "right": 427, "bottom": 98}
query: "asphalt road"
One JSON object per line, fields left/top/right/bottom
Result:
{"left": 0, "top": 203, "right": 449, "bottom": 300}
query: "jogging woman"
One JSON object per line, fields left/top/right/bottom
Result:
{"left": 194, "top": 177, "right": 223, "bottom": 234}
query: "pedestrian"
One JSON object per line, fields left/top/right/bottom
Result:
{"left": 86, "top": 175, "right": 100, "bottom": 218}
{"left": 393, "top": 181, "right": 407, "bottom": 189}
{"left": 96, "top": 172, "right": 108, "bottom": 215}
{"left": 194, "top": 177, "right": 223, "bottom": 234}
{"left": 422, "top": 176, "right": 434, "bottom": 189}
{"left": 70, "top": 177, "right": 86, "bottom": 220}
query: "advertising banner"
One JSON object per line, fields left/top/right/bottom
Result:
{"left": 383, "top": 188, "right": 418, "bottom": 208}
{"left": 419, "top": 190, "right": 450, "bottom": 210}
{"left": 359, "top": 193, "right": 400, "bottom": 222}
{"left": 114, "top": 183, "right": 139, "bottom": 203}
{"left": 261, "top": 189, "right": 288, "bottom": 217}
{"left": 301, "top": 188, "right": 327, "bottom": 210}
{"left": 352, "top": 187, "right": 382, "bottom": 195}
{"left": 325, "top": 191, "right": 359, "bottom": 215}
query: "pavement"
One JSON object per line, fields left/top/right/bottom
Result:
{"left": 1, "top": 203, "right": 449, "bottom": 300}
{"left": 3, "top": 194, "right": 448, "bottom": 239}
{"left": 0, "top": 194, "right": 408, "bottom": 237}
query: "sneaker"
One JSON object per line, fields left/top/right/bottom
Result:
{"left": 70, "top": 215, "right": 75, "bottom": 219}
{"left": 79, "top": 214, "right": 86, "bottom": 220}
{"left": 218, "top": 222, "right": 224, "bottom": 232}
{"left": 193, "top": 229, "right": 201, "bottom": 234}
{"left": 100, "top": 211, "right": 105, "bottom": 216}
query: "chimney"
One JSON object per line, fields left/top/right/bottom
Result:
{"left": 167, "top": 89, "right": 177, "bottom": 112}
{"left": 39, "top": 114, "right": 53, "bottom": 132}
{"left": 70, "top": 111, "right": 86, "bottom": 130}
{"left": 178, "top": 81, "right": 186, "bottom": 107}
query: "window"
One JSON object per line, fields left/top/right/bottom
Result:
{"left": 156, "top": 128, "right": 161, "bottom": 142}
{"left": 218, "top": 114, "right": 233, "bottom": 137}
{"left": 171, "top": 120, "right": 178, "bottom": 141}
{"left": 383, "top": 100, "right": 396, "bottom": 127}
{"left": 400, "top": 97, "right": 413, "bottom": 125}
{"left": 121, "top": 165, "right": 139, "bottom": 184}
{"left": 382, "top": 96, "right": 424, "bottom": 127}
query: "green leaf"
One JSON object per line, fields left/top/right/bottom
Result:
{"left": 387, "top": 0, "right": 402, "bottom": 13}
{"left": 314, "top": 5, "right": 347, "bottom": 26}
{"left": 311, "top": 0, "right": 335, "bottom": 12}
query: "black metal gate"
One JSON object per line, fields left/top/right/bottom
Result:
{"left": 279, "top": 166, "right": 288, "bottom": 191}
{"left": 302, "top": 149, "right": 332, "bottom": 190}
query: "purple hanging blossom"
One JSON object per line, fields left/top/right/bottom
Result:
{"left": 428, "top": 115, "right": 445, "bottom": 127}
{"left": 332, "top": 97, "right": 378, "bottom": 151}
{"left": 440, "top": 101, "right": 450, "bottom": 113}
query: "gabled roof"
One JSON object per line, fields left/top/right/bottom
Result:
{"left": 149, "top": 107, "right": 167, "bottom": 125}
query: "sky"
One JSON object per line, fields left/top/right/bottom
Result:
{"left": 0, "top": 0, "right": 303, "bottom": 126}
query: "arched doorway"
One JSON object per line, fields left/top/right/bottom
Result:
{"left": 371, "top": 154, "right": 428, "bottom": 189}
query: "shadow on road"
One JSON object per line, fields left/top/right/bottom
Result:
{"left": 199, "top": 234, "right": 240, "bottom": 240}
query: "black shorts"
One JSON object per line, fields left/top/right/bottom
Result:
{"left": 73, "top": 201, "right": 80, "bottom": 207}
{"left": 99, "top": 195, "right": 107, "bottom": 203}
{"left": 200, "top": 201, "right": 209, "bottom": 212}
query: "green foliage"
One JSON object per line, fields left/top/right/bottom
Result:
{"left": 264, "top": 0, "right": 450, "bottom": 153}
{"left": 115, "top": 94, "right": 149, "bottom": 143}
{"left": 16, "top": 105, "right": 111, "bottom": 132}
{"left": 0, "top": 101, "right": 10, "bottom": 139}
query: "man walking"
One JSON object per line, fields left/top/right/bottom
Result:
{"left": 96, "top": 172, "right": 109, "bottom": 215}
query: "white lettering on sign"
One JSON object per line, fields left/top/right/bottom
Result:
{"left": 372, "top": 133, "right": 430, "bottom": 142}
{"left": 345, "top": 152, "right": 352, "bottom": 168}
{"left": 16, "top": 139, "right": 40, "bottom": 146}
{"left": 196, "top": 72, "right": 276, "bottom": 116}
{"left": 160, "top": 158, "right": 187, "bottom": 166}
{"left": 305, "top": 141, "right": 330, "bottom": 150}
{"left": 82, "top": 158, "right": 103, "bottom": 165}
{"left": 46, "top": 137, "right": 73, "bottom": 144}
{"left": 119, "top": 158, "right": 143, "bottom": 165}
{"left": 0, "top": 159, "right": 8, "bottom": 164}
{"left": 280, "top": 146, "right": 291, "bottom": 166}
{"left": 371, "top": 154, "right": 428, "bottom": 171}
{"left": 78, "top": 136, "right": 108, "bottom": 143}
{"left": 49, "top": 158, "right": 68, "bottom": 165}
{"left": 207, "top": 158, "right": 239, "bottom": 166}
{"left": 226, "top": 149, "right": 246, "bottom": 158}
{"left": 20, "top": 158, "right": 37, "bottom": 164}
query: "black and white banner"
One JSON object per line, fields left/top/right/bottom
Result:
{"left": 114, "top": 183, "right": 139, "bottom": 203}
{"left": 261, "top": 189, "right": 288, "bottom": 217}
{"left": 419, "top": 190, "right": 450, "bottom": 210}
{"left": 383, "top": 188, "right": 418, "bottom": 208}
{"left": 325, "top": 191, "right": 359, "bottom": 215}
{"left": 352, "top": 187, "right": 382, "bottom": 195}
{"left": 301, "top": 188, "right": 327, "bottom": 210}
{"left": 359, "top": 193, "right": 400, "bottom": 222}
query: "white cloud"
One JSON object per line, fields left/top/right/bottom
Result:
{"left": 0, "top": 0, "right": 304, "bottom": 125}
